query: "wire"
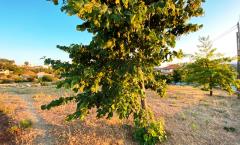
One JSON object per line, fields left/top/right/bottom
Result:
{"left": 212, "top": 24, "right": 237, "bottom": 42}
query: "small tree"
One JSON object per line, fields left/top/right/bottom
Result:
{"left": 24, "top": 61, "right": 30, "bottom": 66}
{"left": 184, "top": 36, "right": 240, "bottom": 96}
{"left": 43, "top": 0, "right": 205, "bottom": 144}
{"left": 172, "top": 65, "right": 185, "bottom": 83}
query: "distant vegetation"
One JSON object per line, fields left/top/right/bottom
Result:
{"left": 0, "top": 58, "right": 57, "bottom": 84}
{"left": 183, "top": 37, "right": 240, "bottom": 96}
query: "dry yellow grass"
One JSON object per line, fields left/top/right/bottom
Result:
{"left": 0, "top": 93, "right": 41, "bottom": 145}
{"left": 0, "top": 84, "right": 239, "bottom": 145}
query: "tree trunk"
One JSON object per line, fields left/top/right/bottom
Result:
{"left": 140, "top": 81, "right": 147, "bottom": 109}
{"left": 210, "top": 90, "right": 213, "bottom": 96}
{"left": 209, "top": 86, "right": 213, "bottom": 96}
{"left": 138, "top": 67, "right": 147, "bottom": 109}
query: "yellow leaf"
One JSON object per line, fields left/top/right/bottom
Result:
{"left": 120, "top": 42, "right": 124, "bottom": 49}
{"left": 106, "top": 40, "right": 113, "bottom": 48}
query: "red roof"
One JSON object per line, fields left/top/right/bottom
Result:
{"left": 162, "top": 64, "right": 179, "bottom": 70}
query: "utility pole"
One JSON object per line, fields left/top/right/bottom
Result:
{"left": 237, "top": 22, "right": 240, "bottom": 78}
{"left": 237, "top": 22, "right": 240, "bottom": 98}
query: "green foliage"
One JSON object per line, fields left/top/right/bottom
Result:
{"left": 0, "top": 58, "right": 21, "bottom": 73}
{"left": 133, "top": 110, "right": 166, "bottom": 145}
{"left": 0, "top": 59, "right": 15, "bottom": 69}
{"left": 19, "top": 119, "right": 32, "bottom": 129}
{"left": 184, "top": 36, "right": 240, "bottom": 96}
{"left": 133, "top": 121, "right": 166, "bottom": 145}
{"left": 8, "top": 125, "right": 21, "bottom": 133}
{"left": 172, "top": 67, "right": 184, "bottom": 83}
{"left": 145, "top": 72, "right": 167, "bottom": 97}
{"left": 24, "top": 61, "right": 30, "bottom": 66}
{"left": 43, "top": 0, "right": 204, "bottom": 144}
{"left": 190, "top": 122, "right": 198, "bottom": 131}
{"left": 0, "top": 78, "right": 14, "bottom": 84}
{"left": 159, "top": 74, "right": 173, "bottom": 84}
{"left": 38, "top": 75, "right": 54, "bottom": 82}
{"left": 223, "top": 126, "right": 236, "bottom": 133}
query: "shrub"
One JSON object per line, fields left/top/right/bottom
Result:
{"left": 223, "top": 126, "right": 236, "bottom": 132}
{"left": 133, "top": 110, "right": 166, "bottom": 145}
{"left": 155, "top": 73, "right": 172, "bottom": 84}
{"left": 157, "top": 82, "right": 167, "bottom": 98}
{"left": 19, "top": 119, "right": 32, "bottom": 129}
{"left": 134, "top": 120, "right": 166, "bottom": 145}
{"left": 172, "top": 69, "right": 184, "bottom": 83}
{"left": 0, "top": 78, "right": 14, "bottom": 84}
{"left": 8, "top": 125, "right": 21, "bottom": 134}
{"left": 38, "top": 75, "right": 54, "bottom": 82}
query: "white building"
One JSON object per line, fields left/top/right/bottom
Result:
{"left": 0, "top": 69, "right": 11, "bottom": 75}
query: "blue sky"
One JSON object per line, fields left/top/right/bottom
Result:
{"left": 0, "top": 0, "right": 240, "bottom": 65}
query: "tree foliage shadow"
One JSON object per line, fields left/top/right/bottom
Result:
{"left": 0, "top": 111, "right": 16, "bottom": 145}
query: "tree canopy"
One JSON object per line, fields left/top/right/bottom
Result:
{"left": 43, "top": 0, "right": 205, "bottom": 144}
{"left": 184, "top": 36, "right": 240, "bottom": 96}
{"left": 0, "top": 58, "right": 19, "bottom": 72}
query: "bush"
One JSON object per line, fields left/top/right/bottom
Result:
{"left": 0, "top": 78, "right": 14, "bottom": 84}
{"left": 134, "top": 120, "right": 166, "bottom": 145}
{"left": 8, "top": 125, "right": 21, "bottom": 134}
{"left": 19, "top": 119, "right": 32, "bottom": 129}
{"left": 38, "top": 75, "right": 54, "bottom": 82}
{"left": 172, "top": 69, "right": 184, "bottom": 83}
{"left": 156, "top": 81, "right": 167, "bottom": 97}
{"left": 133, "top": 110, "right": 166, "bottom": 145}
{"left": 155, "top": 73, "right": 172, "bottom": 84}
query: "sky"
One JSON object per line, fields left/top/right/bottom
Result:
{"left": 0, "top": 0, "right": 240, "bottom": 66}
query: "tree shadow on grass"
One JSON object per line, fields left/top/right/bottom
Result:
{"left": 0, "top": 111, "right": 16, "bottom": 145}
{"left": 44, "top": 117, "right": 138, "bottom": 145}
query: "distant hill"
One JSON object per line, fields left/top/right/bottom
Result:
{"left": 0, "top": 58, "right": 57, "bottom": 84}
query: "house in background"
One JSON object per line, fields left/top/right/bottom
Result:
{"left": 156, "top": 64, "right": 180, "bottom": 75}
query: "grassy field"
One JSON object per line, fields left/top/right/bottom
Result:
{"left": 0, "top": 84, "right": 239, "bottom": 145}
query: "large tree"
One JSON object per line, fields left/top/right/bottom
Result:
{"left": 184, "top": 36, "right": 240, "bottom": 96}
{"left": 43, "top": 0, "right": 204, "bottom": 144}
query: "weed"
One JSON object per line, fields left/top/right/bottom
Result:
{"left": 223, "top": 127, "right": 236, "bottom": 133}
{"left": 191, "top": 111, "right": 197, "bottom": 117}
{"left": 134, "top": 120, "right": 166, "bottom": 145}
{"left": 179, "top": 112, "right": 186, "bottom": 121}
{"left": 205, "top": 119, "right": 210, "bottom": 126}
{"left": 191, "top": 122, "right": 198, "bottom": 131}
{"left": 8, "top": 125, "right": 21, "bottom": 134}
{"left": 19, "top": 119, "right": 32, "bottom": 129}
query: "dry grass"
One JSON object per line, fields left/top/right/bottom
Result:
{"left": 157, "top": 86, "right": 240, "bottom": 145}
{"left": 32, "top": 92, "right": 135, "bottom": 145}
{"left": 0, "top": 93, "right": 41, "bottom": 144}
{"left": 0, "top": 84, "right": 240, "bottom": 145}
